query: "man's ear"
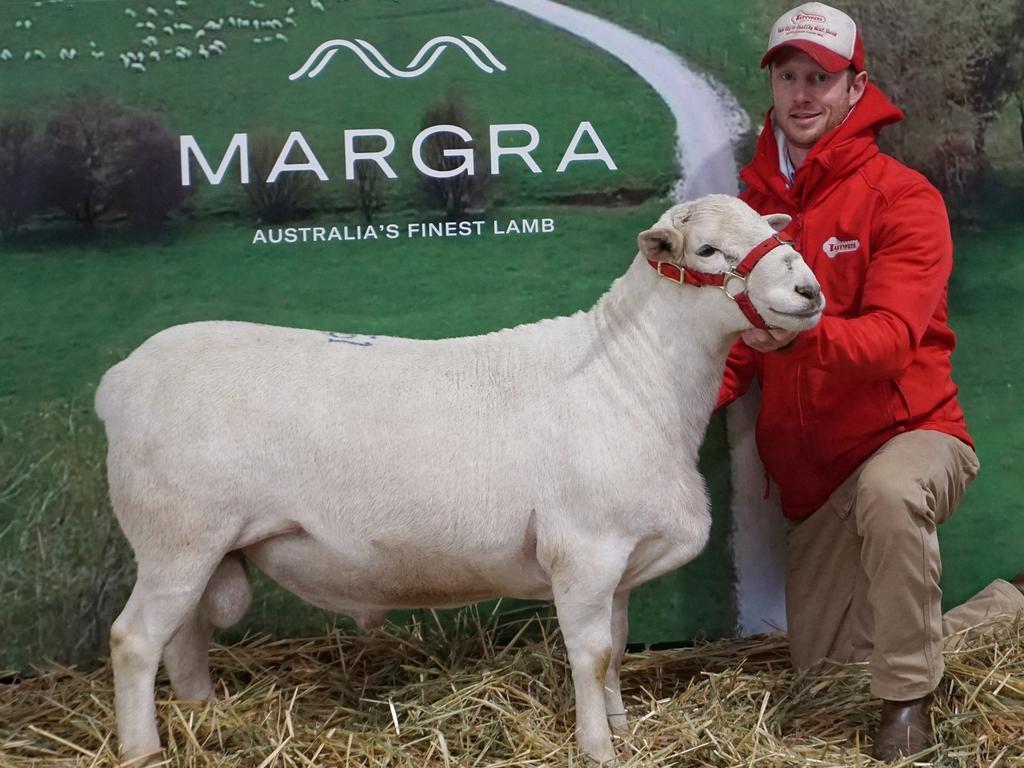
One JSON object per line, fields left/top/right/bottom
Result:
{"left": 762, "top": 213, "right": 791, "bottom": 233}
{"left": 850, "top": 70, "right": 868, "bottom": 107}
{"left": 637, "top": 227, "right": 683, "bottom": 260}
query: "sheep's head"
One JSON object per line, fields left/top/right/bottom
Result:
{"left": 637, "top": 194, "right": 824, "bottom": 332}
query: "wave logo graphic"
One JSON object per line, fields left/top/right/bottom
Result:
{"left": 289, "top": 36, "right": 506, "bottom": 80}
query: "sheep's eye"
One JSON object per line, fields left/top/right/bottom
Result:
{"left": 695, "top": 245, "right": 717, "bottom": 257}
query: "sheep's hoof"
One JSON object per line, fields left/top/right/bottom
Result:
{"left": 581, "top": 745, "right": 619, "bottom": 766}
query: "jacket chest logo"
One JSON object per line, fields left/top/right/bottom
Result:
{"left": 822, "top": 236, "right": 861, "bottom": 258}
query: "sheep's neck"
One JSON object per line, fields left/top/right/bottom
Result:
{"left": 587, "top": 255, "right": 738, "bottom": 457}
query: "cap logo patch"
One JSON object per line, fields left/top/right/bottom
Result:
{"left": 776, "top": 21, "right": 840, "bottom": 40}
{"left": 792, "top": 12, "right": 827, "bottom": 23}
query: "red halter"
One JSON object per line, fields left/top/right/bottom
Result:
{"left": 646, "top": 233, "right": 791, "bottom": 330}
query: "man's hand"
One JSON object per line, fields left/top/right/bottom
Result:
{"left": 742, "top": 327, "right": 799, "bottom": 353}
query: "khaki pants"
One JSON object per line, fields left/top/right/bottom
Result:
{"left": 786, "top": 430, "right": 1024, "bottom": 701}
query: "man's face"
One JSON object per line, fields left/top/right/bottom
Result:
{"left": 770, "top": 50, "right": 867, "bottom": 153}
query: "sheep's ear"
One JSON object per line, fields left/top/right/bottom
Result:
{"left": 763, "top": 213, "right": 791, "bottom": 233}
{"left": 637, "top": 227, "right": 683, "bottom": 260}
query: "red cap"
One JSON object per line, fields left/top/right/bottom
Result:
{"left": 760, "top": 3, "right": 865, "bottom": 73}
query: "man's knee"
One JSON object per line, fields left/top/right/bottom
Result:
{"left": 853, "top": 465, "right": 932, "bottom": 538}
{"left": 855, "top": 432, "right": 978, "bottom": 534}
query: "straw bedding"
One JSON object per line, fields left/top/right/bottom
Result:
{"left": 2, "top": 608, "right": 1021, "bottom": 767}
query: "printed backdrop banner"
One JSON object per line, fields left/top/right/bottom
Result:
{"left": 1, "top": 0, "right": 1020, "bottom": 670}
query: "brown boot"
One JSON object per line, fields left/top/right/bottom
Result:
{"left": 870, "top": 693, "right": 934, "bottom": 761}
{"left": 1011, "top": 571, "right": 1024, "bottom": 597}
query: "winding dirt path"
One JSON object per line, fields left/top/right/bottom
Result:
{"left": 492, "top": 0, "right": 749, "bottom": 200}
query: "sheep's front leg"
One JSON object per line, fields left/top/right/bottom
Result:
{"left": 552, "top": 561, "right": 624, "bottom": 764}
{"left": 604, "top": 591, "right": 630, "bottom": 732}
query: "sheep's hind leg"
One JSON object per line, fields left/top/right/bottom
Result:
{"left": 551, "top": 551, "right": 628, "bottom": 765}
{"left": 111, "top": 559, "right": 221, "bottom": 764}
{"left": 604, "top": 591, "right": 630, "bottom": 733}
{"left": 163, "top": 553, "right": 252, "bottom": 701}
{"left": 163, "top": 609, "right": 215, "bottom": 701}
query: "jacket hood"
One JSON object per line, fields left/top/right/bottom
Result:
{"left": 740, "top": 82, "right": 904, "bottom": 206}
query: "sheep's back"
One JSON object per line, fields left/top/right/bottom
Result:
{"left": 96, "top": 319, "right": 592, "bottom": 489}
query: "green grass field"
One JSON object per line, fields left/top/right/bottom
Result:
{"left": 0, "top": 0, "right": 678, "bottom": 214}
{"left": 558, "top": 0, "right": 1024, "bottom": 619}
{"left": 4, "top": 200, "right": 1022, "bottom": 670}
{"left": 0, "top": 0, "right": 721, "bottom": 669}
{"left": 1, "top": 0, "right": 1022, "bottom": 670}
{"left": 941, "top": 214, "right": 1024, "bottom": 607}
{"left": 0, "top": 206, "right": 661, "bottom": 405}
{"left": 0, "top": 203, "right": 739, "bottom": 670}
{"left": 557, "top": 0, "right": 768, "bottom": 116}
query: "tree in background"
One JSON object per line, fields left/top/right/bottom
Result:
{"left": 42, "top": 97, "right": 122, "bottom": 229}
{"left": 350, "top": 135, "right": 386, "bottom": 224}
{"left": 419, "top": 95, "right": 490, "bottom": 219}
{"left": 956, "top": 0, "right": 1024, "bottom": 158}
{"left": 835, "top": 0, "right": 1022, "bottom": 212}
{"left": 1018, "top": 94, "right": 1024, "bottom": 154}
{"left": 0, "top": 118, "right": 44, "bottom": 241}
{"left": 244, "top": 134, "right": 319, "bottom": 224}
{"left": 42, "top": 95, "right": 189, "bottom": 232}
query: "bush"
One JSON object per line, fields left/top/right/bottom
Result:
{"left": 419, "top": 95, "right": 490, "bottom": 219}
{"left": 113, "top": 113, "right": 192, "bottom": 234}
{"left": 0, "top": 118, "right": 45, "bottom": 241}
{"left": 244, "top": 134, "right": 318, "bottom": 224}
{"left": 42, "top": 95, "right": 189, "bottom": 232}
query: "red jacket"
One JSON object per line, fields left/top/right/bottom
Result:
{"left": 718, "top": 83, "right": 973, "bottom": 519}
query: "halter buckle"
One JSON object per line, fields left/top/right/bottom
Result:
{"left": 720, "top": 270, "right": 748, "bottom": 300}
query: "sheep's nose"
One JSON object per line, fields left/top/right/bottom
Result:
{"left": 795, "top": 283, "right": 821, "bottom": 301}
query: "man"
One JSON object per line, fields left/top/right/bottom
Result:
{"left": 717, "top": 2, "right": 1024, "bottom": 760}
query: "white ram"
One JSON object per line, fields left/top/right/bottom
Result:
{"left": 96, "top": 194, "right": 823, "bottom": 764}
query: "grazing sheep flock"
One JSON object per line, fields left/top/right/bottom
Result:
{"left": 2, "top": 1, "right": 303, "bottom": 72}
{"left": 95, "top": 195, "right": 824, "bottom": 764}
